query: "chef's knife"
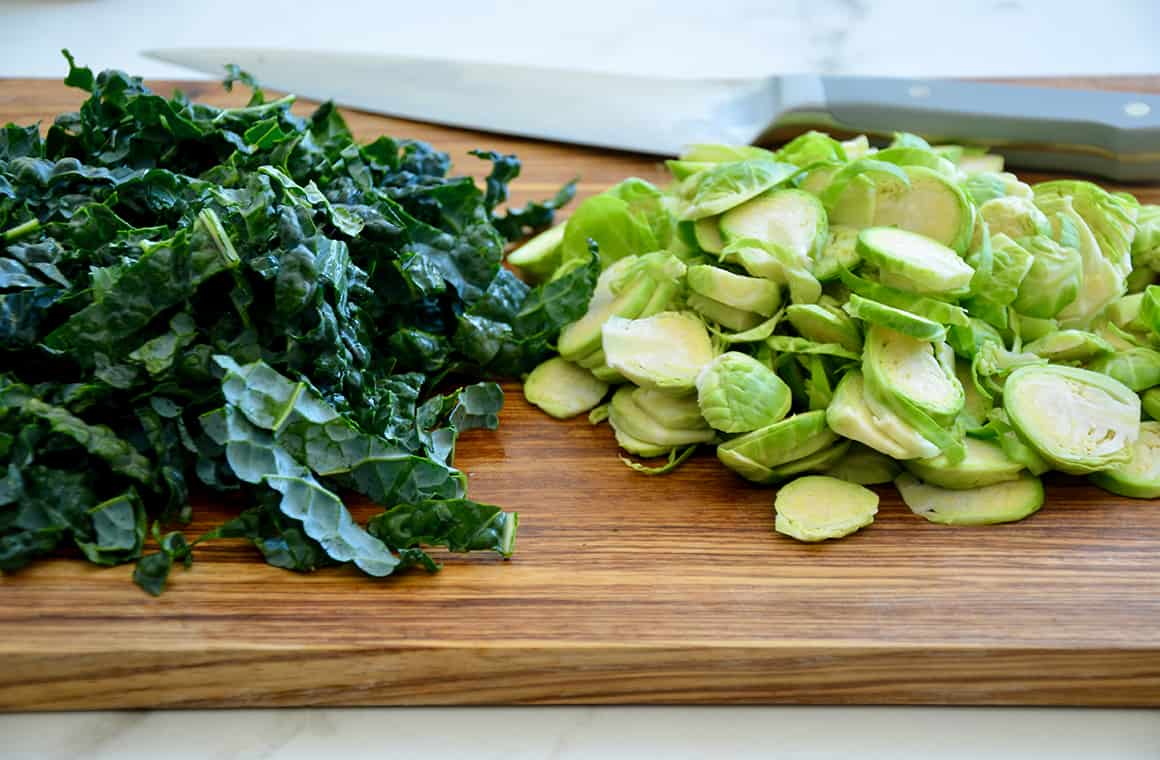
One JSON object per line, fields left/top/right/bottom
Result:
{"left": 144, "top": 48, "right": 1160, "bottom": 181}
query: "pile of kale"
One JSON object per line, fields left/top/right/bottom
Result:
{"left": 0, "top": 54, "right": 593, "bottom": 593}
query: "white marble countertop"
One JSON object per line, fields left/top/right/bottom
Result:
{"left": 2, "top": 1, "right": 1159, "bottom": 757}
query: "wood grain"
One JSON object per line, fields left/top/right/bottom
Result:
{"left": 2, "top": 77, "right": 1160, "bottom": 710}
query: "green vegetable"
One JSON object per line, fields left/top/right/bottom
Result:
{"left": 904, "top": 437, "right": 1024, "bottom": 490}
{"left": 857, "top": 227, "right": 975, "bottom": 294}
{"left": 523, "top": 358, "right": 609, "bottom": 419}
{"left": 822, "top": 442, "right": 902, "bottom": 485}
{"left": 680, "top": 161, "right": 798, "bottom": 220}
{"left": 608, "top": 386, "right": 714, "bottom": 450}
{"left": 602, "top": 311, "right": 715, "bottom": 392}
{"left": 786, "top": 302, "right": 863, "bottom": 352}
{"left": 896, "top": 472, "right": 1044, "bottom": 526}
{"left": 825, "top": 371, "right": 940, "bottom": 460}
{"left": 687, "top": 264, "right": 781, "bottom": 316}
{"left": 1142, "top": 387, "right": 1160, "bottom": 421}
{"left": 696, "top": 352, "right": 792, "bottom": 433}
{"left": 0, "top": 56, "right": 596, "bottom": 588}
{"left": 717, "top": 410, "right": 838, "bottom": 471}
{"left": 812, "top": 225, "right": 862, "bottom": 281}
{"left": 719, "top": 188, "right": 828, "bottom": 265}
{"left": 774, "top": 476, "right": 878, "bottom": 542}
{"left": 507, "top": 223, "right": 564, "bottom": 282}
{"left": 1003, "top": 365, "right": 1140, "bottom": 474}
{"left": 1090, "top": 421, "right": 1160, "bottom": 498}
{"left": 871, "top": 166, "right": 975, "bottom": 254}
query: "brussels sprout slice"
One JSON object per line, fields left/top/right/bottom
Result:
{"left": 904, "top": 437, "right": 1024, "bottom": 490}
{"left": 1034, "top": 180, "right": 1136, "bottom": 280}
{"left": 825, "top": 371, "right": 941, "bottom": 460}
{"left": 857, "top": 227, "right": 975, "bottom": 294}
{"left": 958, "top": 153, "right": 1005, "bottom": 175}
{"left": 717, "top": 409, "right": 837, "bottom": 469}
{"left": 955, "top": 360, "right": 993, "bottom": 433}
{"left": 665, "top": 160, "right": 716, "bottom": 180}
{"left": 1012, "top": 233, "right": 1083, "bottom": 319}
{"left": 844, "top": 294, "right": 946, "bottom": 342}
{"left": 1143, "top": 387, "right": 1160, "bottom": 421}
{"left": 686, "top": 294, "right": 764, "bottom": 332}
{"left": 591, "top": 365, "right": 628, "bottom": 384}
{"left": 693, "top": 217, "right": 725, "bottom": 253}
{"left": 774, "top": 476, "right": 879, "bottom": 542}
{"left": 557, "top": 275, "right": 655, "bottom": 362}
{"left": 681, "top": 160, "right": 799, "bottom": 220}
{"left": 823, "top": 442, "right": 902, "bottom": 485}
{"left": 1087, "top": 347, "right": 1160, "bottom": 392}
{"left": 896, "top": 472, "right": 1044, "bottom": 526}
{"left": 798, "top": 162, "right": 841, "bottom": 197}
{"left": 1015, "top": 315, "right": 1059, "bottom": 343}
{"left": 812, "top": 225, "right": 862, "bottom": 281}
{"left": 523, "top": 357, "right": 610, "bottom": 419}
{"left": 775, "top": 131, "right": 847, "bottom": 167}
{"left": 979, "top": 196, "right": 1051, "bottom": 240}
{"left": 1090, "top": 421, "right": 1160, "bottom": 499}
{"left": 602, "top": 312, "right": 715, "bottom": 392}
{"left": 838, "top": 269, "right": 970, "bottom": 328}
{"left": 1004, "top": 365, "right": 1140, "bottom": 474}
{"left": 828, "top": 173, "right": 878, "bottom": 227}
{"left": 765, "top": 335, "right": 861, "bottom": 360}
{"left": 687, "top": 264, "right": 781, "bottom": 316}
{"left": 871, "top": 166, "right": 975, "bottom": 254}
{"left": 608, "top": 387, "right": 715, "bottom": 447}
{"left": 840, "top": 135, "right": 871, "bottom": 159}
{"left": 786, "top": 303, "right": 863, "bottom": 352}
{"left": 1138, "top": 286, "right": 1160, "bottom": 335}
{"left": 717, "top": 446, "right": 778, "bottom": 484}
{"left": 873, "top": 146, "right": 959, "bottom": 178}
{"left": 769, "top": 439, "right": 852, "bottom": 480}
{"left": 1024, "top": 330, "right": 1114, "bottom": 363}
{"left": 1038, "top": 196, "right": 1125, "bottom": 328}
{"left": 696, "top": 352, "right": 792, "bottom": 433}
{"left": 508, "top": 223, "right": 564, "bottom": 282}
{"left": 1109, "top": 293, "right": 1146, "bottom": 331}
{"left": 614, "top": 428, "right": 671, "bottom": 458}
{"left": 721, "top": 237, "right": 822, "bottom": 305}
{"left": 863, "top": 325, "right": 964, "bottom": 429}
{"left": 719, "top": 188, "right": 828, "bottom": 263}
{"left": 632, "top": 387, "right": 707, "bottom": 431}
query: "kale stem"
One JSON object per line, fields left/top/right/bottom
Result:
{"left": 2, "top": 218, "right": 40, "bottom": 242}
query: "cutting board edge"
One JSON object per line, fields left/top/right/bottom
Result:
{"left": 3, "top": 641, "right": 1158, "bottom": 710}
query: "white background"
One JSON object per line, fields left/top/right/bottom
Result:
{"left": 1, "top": 1, "right": 1158, "bottom": 758}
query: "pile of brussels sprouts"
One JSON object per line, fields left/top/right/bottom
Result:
{"left": 512, "top": 131, "right": 1160, "bottom": 541}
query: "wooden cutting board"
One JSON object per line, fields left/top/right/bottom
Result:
{"left": 2, "top": 77, "right": 1159, "bottom": 710}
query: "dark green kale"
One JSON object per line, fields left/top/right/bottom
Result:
{"left": 0, "top": 53, "right": 588, "bottom": 593}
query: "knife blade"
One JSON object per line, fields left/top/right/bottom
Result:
{"left": 144, "top": 47, "right": 1160, "bottom": 181}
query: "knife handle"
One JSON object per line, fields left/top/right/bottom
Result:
{"left": 810, "top": 77, "right": 1160, "bottom": 182}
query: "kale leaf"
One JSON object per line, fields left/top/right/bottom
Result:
{"left": 0, "top": 53, "right": 589, "bottom": 592}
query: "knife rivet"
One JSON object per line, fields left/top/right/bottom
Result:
{"left": 1123, "top": 101, "right": 1151, "bottom": 117}
{"left": 908, "top": 85, "right": 931, "bottom": 99}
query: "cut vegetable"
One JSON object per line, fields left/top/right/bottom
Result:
{"left": 904, "top": 436, "right": 1024, "bottom": 490}
{"left": 687, "top": 264, "right": 781, "bottom": 316}
{"left": 717, "top": 410, "right": 838, "bottom": 469}
{"left": 1004, "top": 365, "right": 1140, "bottom": 474}
{"left": 896, "top": 472, "right": 1044, "bottom": 526}
{"left": 508, "top": 223, "right": 565, "bottom": 282}
{"left": 844, "top": 293, "right": 946, "bottom": 342}
{"left": 523, "top": 358, "right": 609, "bottom": 419}
{"left": 1090, "top": 421, "right": 1160, "bottom": 498}
{"left": 602, "top": 312, "right": 715, "bottom": 392}
{"left": 696, "top": 352, "right": 792, "bottom": 433}
{"left": 720, "top": 188, "right": 828, "bottom": 263}
{"left": 857, "top": 227, "right": 975, "bottom": 294}
{"left": 774, "top": 476, "right": 879, "bottom": 542}
{"left": 823, "top": 443, "right": 902, "bottom": 485}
